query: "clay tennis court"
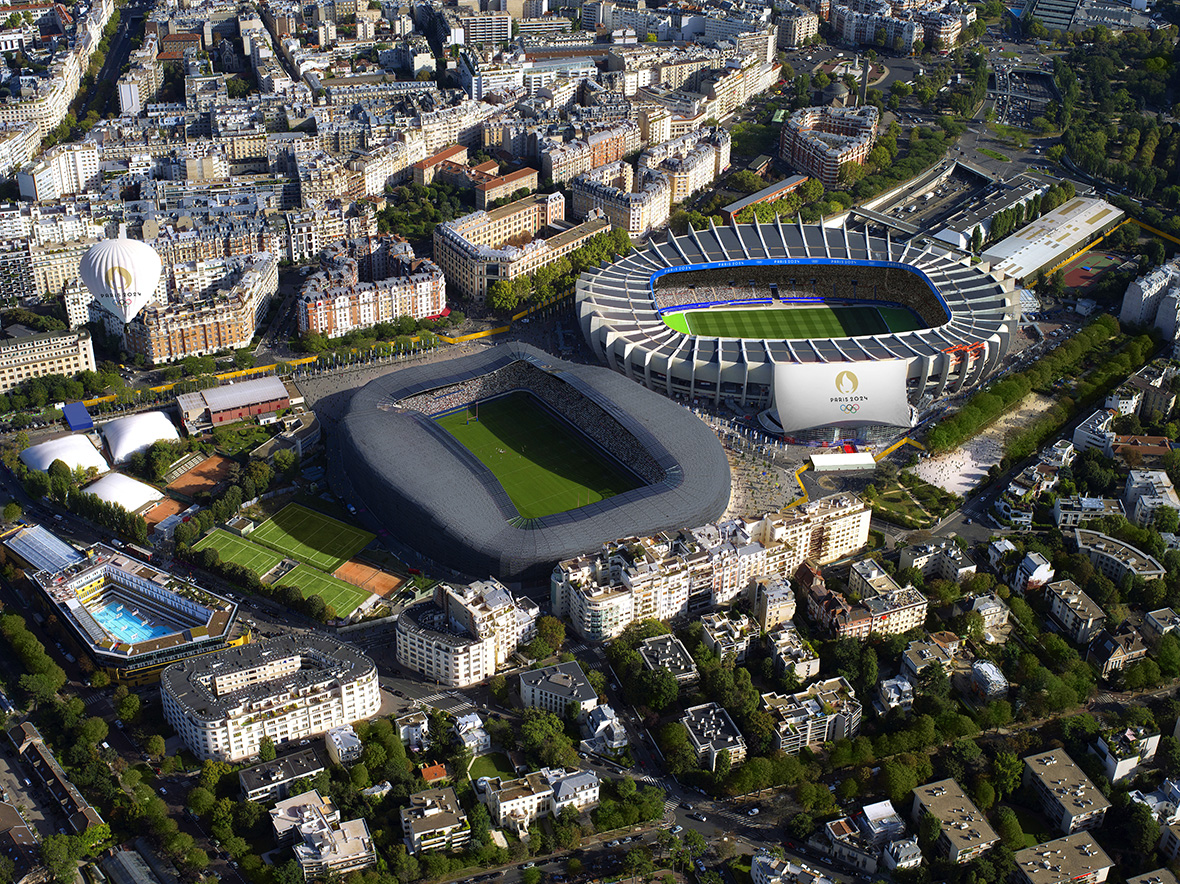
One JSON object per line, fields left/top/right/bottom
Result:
{"left": 333, "top": 559, "right": 405, "bottom": 596}
{"left": 143, "top": 498, "right": 185, "bottom": 527}
{"left": 1061, "top": 251, "right": 1121, "bottom": 290}
{"left": 166, "top": 455, "right": 236, "bottom": 496}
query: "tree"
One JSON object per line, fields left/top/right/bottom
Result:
{"left": 40, "top": 835, "right": 83, "bottom": 884}
{"left": 993, "top": 751, "right": 1022, "bottom": 799}
{"left": 259, "top": 736, "right": 276, "bottom": 762}
{"left": 1126, "top": 801, "right": 1161, "bottom": 855}
{"left": 536, "top": 616, "right": 565, "bottom": 653}
{"left": 116, "top": 692, "right": 141, "bottom": 722}
{"left": 145, "top": 734, "right": 166, "bottom": 759}
{"left": 390, "top": 847, "right": 419, "bottom": 884}
{"left": 789, "top": 812, "right": 815, "bottom": 839}
{"left": 187, "top": 786, "right": 215, "bottom": 817}
{"left": 993, "top": 806, "right": 1024, "bottom": 850}
{"left": 637, "top": 667, "right": 678, "bottom": 711}
{"left": 522, "top": 868, "right": 543, "bottom": 884}
{"left": 2, "top": 502, "right": 19, "bottom": 523}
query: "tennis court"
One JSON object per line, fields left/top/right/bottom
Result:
{"left": 250, "top": 504, "right": 374, "bottom": 573}
{"left": 194, "top": 529, "right": 285, "bottom": 576}
{"left": 277, "top": 565, "right": 371, "bottom": 616}
{"left": 334, "top": 559, "right": 405, "bottom": 597}
{"left": 661, "top": 304, "right": 921, "bottom": 339}
{"left": 1061, "top": 251, "right": 1121, "bottom": 290}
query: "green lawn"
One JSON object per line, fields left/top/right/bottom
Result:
{"left": 978, "top": 147, "right": 1012, "bottom": 163}
{"left": 661, "top": 304, "right": 923, "bottom": 340}
{"left": 434, "top": 392, "right": 640, "bottom": 520}
{"left": 193, "top": 529, "right": 285, "bottom": 576}
{"left": 468, "top": 752, "right": 516, "bottom": 781}
{"left": 250, "top": 504, "right": 374, "bottom": 572}
{"left": 276, "top": 564, "right": 371, "bottom": 617}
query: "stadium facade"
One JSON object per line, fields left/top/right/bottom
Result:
{"left": 576, "top": 218, "right": 1020, "bottom": 437}
{"left": 338, "top": 343, "right": 730, "bottom": 583}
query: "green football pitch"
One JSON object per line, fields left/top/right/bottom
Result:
{"left": 276, "top": 565, "right": 370, "bottom": 617}
{"left": 661, "top": 304, "right": 924, "bottom": 339}
{"left": 250, "top": 504, "right": 374, "bottom": 573}
{"left": 434, "top": 391, "right": 640, "bottom": 520}
{"left": 194, "top": 529, "right": 285, "bottom": 576}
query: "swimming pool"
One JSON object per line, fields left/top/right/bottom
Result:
{"left": 91, "top": 602, "right": 175, "bottom": 644}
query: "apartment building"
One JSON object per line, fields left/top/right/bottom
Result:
{"left": 161, "top": 636, "right": 381, "bottom": 762}
{"left": 17, "top": 142, "right": 100, "bottom": 202}
{"left": 485, "top": 767, "right": 600, "bottom": 836}
{"left": 767, "top": 624, "right": 820, "bottom": 681}
{"left": 519, "top": 662, "right": 598, "bottom": 718}
{"left": 396, "top": 579, "right": 539, "bottom": 687}
{"left": 777, "top": 4, "right": 820, "bottom": 45}
{"left": 1091, "top": 725, "right": 1158, "bottom": 783}
{"left": 847, "top": 560, "right": 928, "bottom": 635}
{"left": 395, "top": 711, "right": 429, "bottom": 751}
{"left": 779, "top": 105, "right": 878, "bottom": 188}
{"left": 1046, "top": 580, "right": 1105, "bottom": 645}
{"left": 1145, "top": 607, "right": 1180, "bottom": 639}
{"left": 570, "top": 162, "right": 671, "bottom": 238}
{"left": 638, "top": 128, "right": 731, "bottom": 204}
{"left": 434, "top": 191, "right": 609, "bottom": 302}
{"left": 638, "top": 634, "right": 699, "bottom": 685}
{"left": 683, "top": 703, "right": 747, "bottom": 771}
{"left": 910, "top": 779, "right": 998, "bottom": 864}
{"left": 0, "top": 327, "right": 95, "bottom": 394}
{"left": 898, "top": 540, "right": 976, "bottom": 583}
{"left": 1124, "top": 470, "right": 1180, "bottom": 527}
{"left": 762, "top": 677, "right": 862, "bottom": 755}
{"left": 1022, "top": 748, "right": 1110, "bottom": 834}
{"left": 901, "top": 635, "right": 957, "bottom": 680}
{"left": 1087, "top": 625, "right": 1149, "bottom": 679}
{"left": 271, "top": 790, "right": 376, "bottom": 877}
{"left": 700, "top": 612, "right": 759, "bottom": 663}
{"left": 297, "top": 237, "right": 446, "bottom": 337}
{"left": 1014, "top": 551, "right": 1055, "bottom": 594}
{"left": 401, "top": 787, "right": 470, "bottom": 855}
{"left": 1053, "top": 496, "right": 1124, "bottom": 528}
{"left": 1075, "top": 528, "right": 1166, "bottom": 583}
{"left": 948, "top": 593, "right": 1010, "bottom": 632}
{"left": 539, "top": 120, "right": 641, "bottom": 184}
{"left": 1012, "top": 834, "right": 1111, "bottom": 884}
{"left": 239, "top": 747, "right": 330, "bottom": 803}
{"left": 1073, "top": 409, "right": 1116, "bottom": 454}
{"left": 753, "top": 575, "right": 795, "bottom": 630}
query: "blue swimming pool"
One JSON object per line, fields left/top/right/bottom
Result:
{"left": 91, "top": 602, "right": 175, "bottom": 644}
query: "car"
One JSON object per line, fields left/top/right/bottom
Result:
{"left": 688, "top": 812, "right": 707, "bottom": 822}
{"left": 695, "top": 862, "right": 706, "bottom": 872}
{"left": 523, "top": 863, "right": 535, "bottom": 869}
{"left": 670, "top": 826, "right": 683, "bottom": 835}
{"left": 747, "top": 807, "right": 760, "bottom": 816}
{"left": 159, "top": 787, "right": 166, "bottom": 794}
{"left": 680, "top": 802, "right": 693, "bottom": 810}
{"left": 115, "top": 720, "right": 124, "bottom": 729}
{"left": 608, "top": 841, "right": 620, "bottom": 848}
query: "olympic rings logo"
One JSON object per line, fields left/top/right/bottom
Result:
{"left": 839, "top": 404, "right": 860, "bottom": 414}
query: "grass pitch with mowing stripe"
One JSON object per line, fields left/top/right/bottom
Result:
{"left": 194, "top": 529, "right": 286, "bottom": 576}
{"left": 276, "top": 564, "right": 370, "bottom": 617}
{"left": 434, "top": 391, "right": 640, "bottom": 520}
{"left": 662, "top": 304, "right": 925, "bottom": 339}
{"left": 250, "top": 504, "right": 374, "bottom": 573}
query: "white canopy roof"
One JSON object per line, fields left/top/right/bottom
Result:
{"left": 101, "top": 411, "right": 180, "bottom": 464}
{"left": 19, "top": 435, "right": 108, "bottom": 474}
{"left": 84, "top": 473, "right": 163, "bottom": 513}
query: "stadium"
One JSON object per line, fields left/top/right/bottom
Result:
{"left": 576, "top": 219, "right": 1022, "bottom": 439}
{"left": 3, "top": 527, "right": 243, "bottom": 683}
{"left": 339, "top": 343, "right": 730, "bottom": 583}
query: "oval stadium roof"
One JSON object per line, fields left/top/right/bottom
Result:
{"left": 84, "top": 473, "right": 163, "bottom": 513}
{"left": 20, "top": 435, "right": 108, "bottom": 474}
{"left": 101, "top": 412, "right": 181, "bottom": 464}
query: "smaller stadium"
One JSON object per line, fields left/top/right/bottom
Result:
{"left": 2, "top": 526, "right": 242, "bottom": 683}
{"left": 339, "top": 343, "right": 730, "bottom": 582}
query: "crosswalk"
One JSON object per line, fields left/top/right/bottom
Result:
{"left": 415, "top": 692, "right": 477, "bottom": 715}
{"left": 569, "top": 643, "right": 588, "bottom": 653}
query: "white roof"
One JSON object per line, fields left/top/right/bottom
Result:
{"left": 982, "top": 197, "right": 1124, "bottom": 281}
{"left": 84, "top": 472, "right": 163, "bottom": 513}
{"left": 101, "top": 411, "right": 180, "bottom": 464}
{"left": 19, "top": 435, "right": 109, "bottom": 474}
{"left": 810, "top": 451, "right": 878, "bottom": 471}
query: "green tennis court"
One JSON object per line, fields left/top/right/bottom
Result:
{"left": 434, "top": 391, "right": 640, "bottom": 520}
{"left": 250, "top": 504, "right": 374, "bottom": 573}
{"left": 276, "top": 565, "right": 370, "bottom": 617}
{"left": 661, "top": 304, "right": 923, "bottom": 339}
{"left": 194, "top": 529, "right": 285, "bottom": 576}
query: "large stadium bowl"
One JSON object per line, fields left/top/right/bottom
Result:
{"left": 338, "top": 343, "right": 731, "bottom": 583}
{"left": 576, "top": 219, "right": 1022, "bottom": 423}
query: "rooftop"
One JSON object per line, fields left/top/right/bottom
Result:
{"left": 1022, "top": 748, "right": 1111, "bottom": 817}
{"left": 911, "top": 779, "right": 998, "bottom": 854}
{"left": 520, "top": 661, "right": 597, "bottom": 704}
{"left": 1012, "top": 833, "right": 1112, "bottom": 884}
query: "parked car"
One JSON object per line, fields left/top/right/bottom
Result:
{"left": 747, "top": 807, "right": 760, "bottom": 816}
{"left": 688, "top": 812, "right": 707, "bottom": 822}
{"left": 670, "top": 825, "right": 683, "bottom": 835}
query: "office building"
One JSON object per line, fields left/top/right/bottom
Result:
{"left": 161, "top": 635, "right": 381, "bottom": 762}
{"left": 1022, "top": 748, "right": 1110, "bottom": 834}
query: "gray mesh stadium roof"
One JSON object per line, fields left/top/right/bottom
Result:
{"left": 339, "top": 343, "right": 731, "bottom": 583}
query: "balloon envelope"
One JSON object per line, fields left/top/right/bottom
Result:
{"left": 79, "top": 238, "right": 162, "bottom": 325}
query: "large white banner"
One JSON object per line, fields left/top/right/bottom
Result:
{"left": 774, "top": 360, "right": 910, "bottom": 432}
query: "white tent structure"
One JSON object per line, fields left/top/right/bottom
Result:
{"left": 19, "top": 435, "right": 109, "bottom": 474}
{"left": 101, "top": 412, "right": 180, "bottom": 464}
{"left": 84, "top": 473, "right": 162, "bottom": 513}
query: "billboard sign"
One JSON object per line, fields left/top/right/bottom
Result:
{"left": 774, "top": 360, "right": 910, "bottom": 431}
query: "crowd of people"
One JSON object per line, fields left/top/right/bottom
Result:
{"left": 397, "top": 360, "right": 666, "bottom": 484}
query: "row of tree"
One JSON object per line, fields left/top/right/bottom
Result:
{"left": 487, "top": 228, "right": 633, "bottom": 313}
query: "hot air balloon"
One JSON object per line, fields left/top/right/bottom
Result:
{"left": 79, "top": 238, "right": 162, "bottom": 326}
